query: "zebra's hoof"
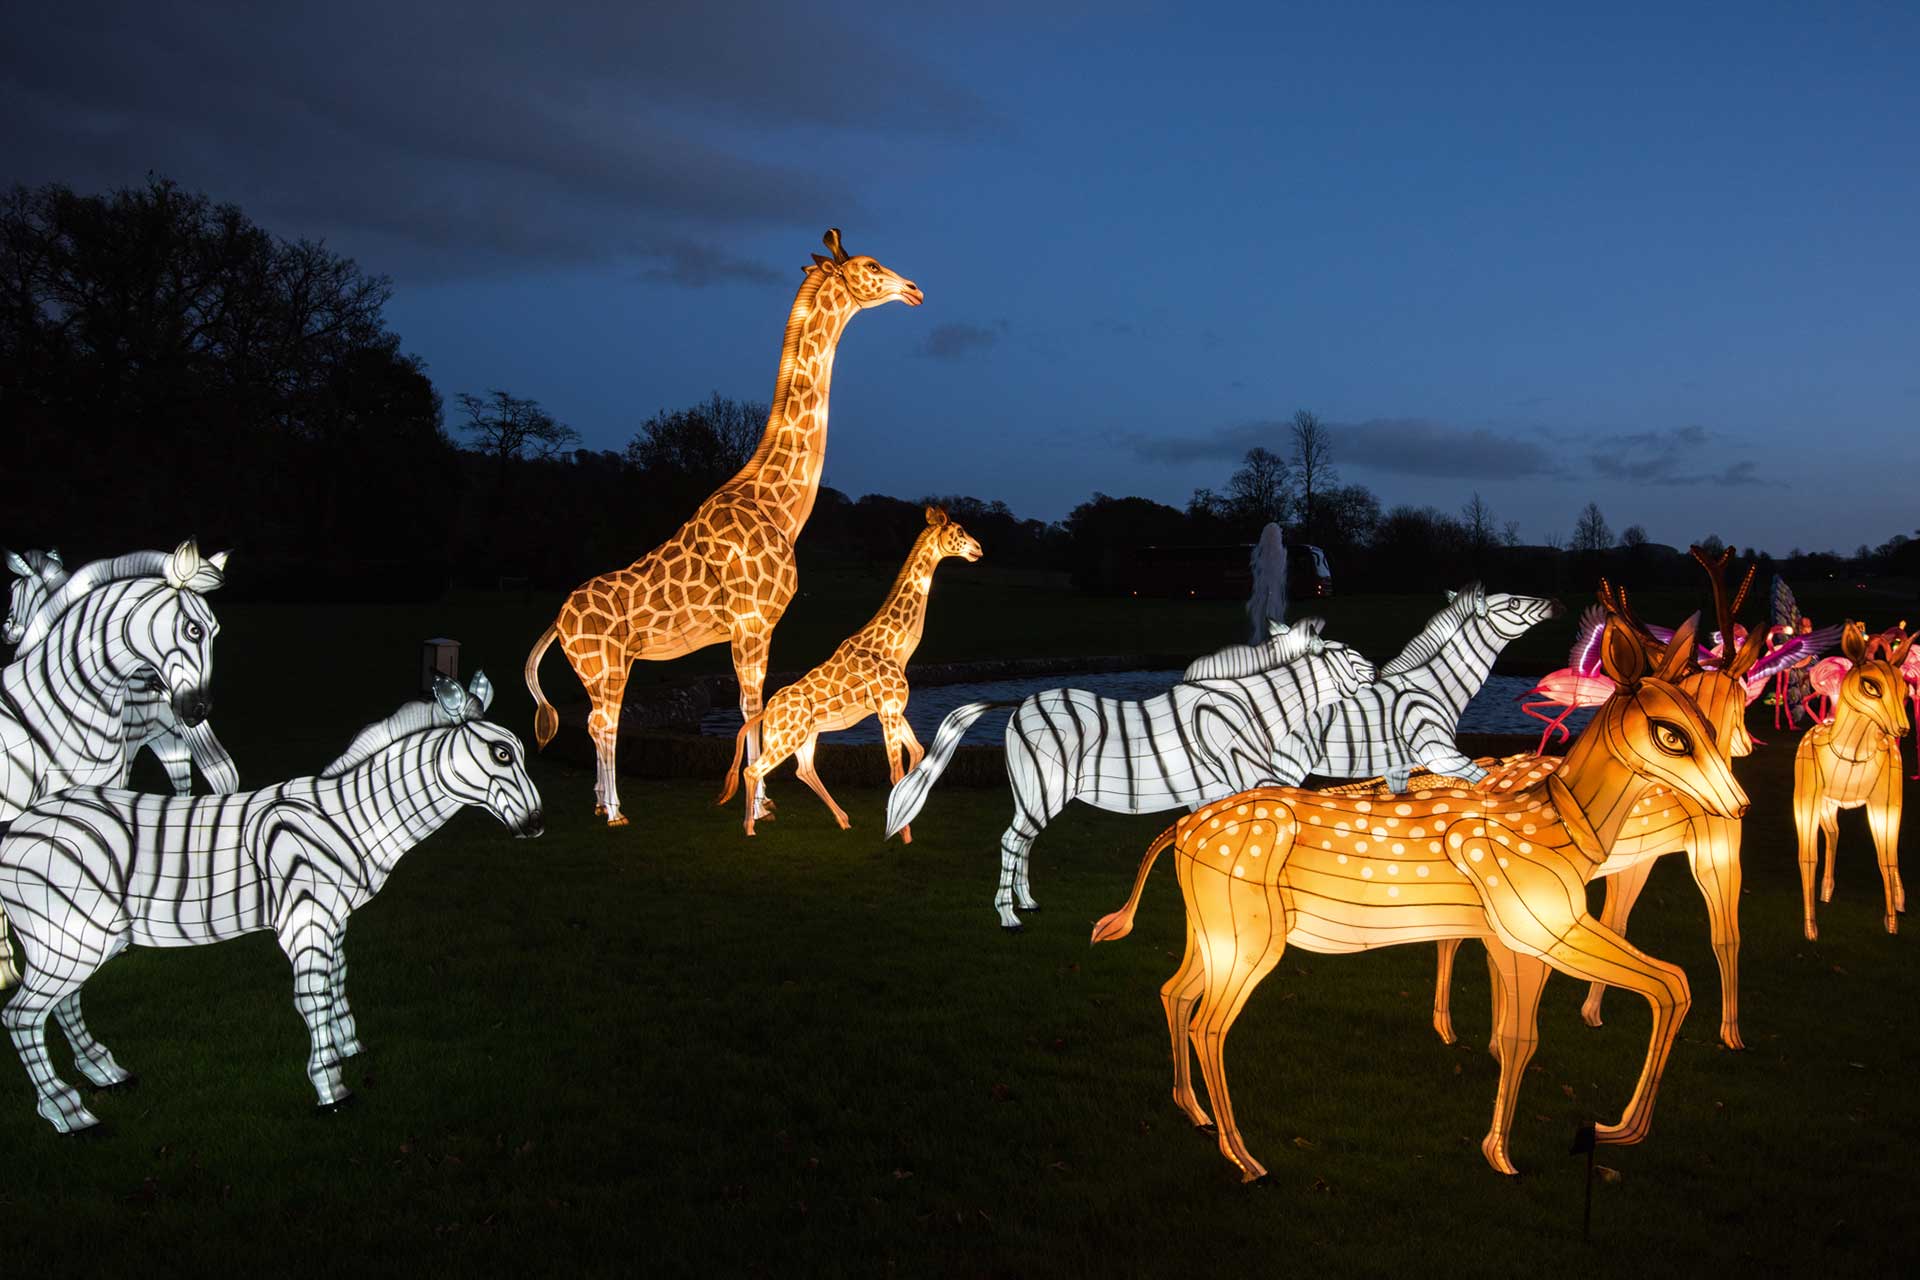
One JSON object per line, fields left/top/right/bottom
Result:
{"left": 90, "top": 1074, "right": 139, "bottom": 1095}
{"left": 70, "top": 1121, "right": 113, "bottom": 1141}
{"left": 1001, "top": 922, "right": 1025, "bottom": 934}
{"left": 316, "top": 1092, "right": 358, "bottom": 1116}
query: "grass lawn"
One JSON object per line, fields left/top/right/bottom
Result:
{"left": 1, "top": 584, "right": 1915, "bottom": 1276}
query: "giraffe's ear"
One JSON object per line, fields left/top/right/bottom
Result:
{"left": 926, "top": 506, "right": 947, "bottom": 526}
{"left": 811, "top": 254, "right": 831, "bottom": 268}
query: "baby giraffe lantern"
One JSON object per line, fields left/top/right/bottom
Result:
{"left": 718, "top": 507, "right": 981, "bottom": 838}
{"left": 525, "top": 228, "right": 923, "bottom": 827}
{"left": 1793, "top": 621, "right": 1913, "bottom": 939}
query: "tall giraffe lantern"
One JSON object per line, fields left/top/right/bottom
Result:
{"left": 526, "top": 229, "right": 923, "bottom": 825}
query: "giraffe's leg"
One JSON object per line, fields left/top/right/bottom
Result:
{"left": 1580, "top": 857, "right": 1656, "bottom": 1030}
{"left": 1432, "top": 937, "right": 1463, "bottom": 1044}
{"left": 730, "top": 631, "right": 776, "bottom": 822}
{"left": 1184, "top": 869, "right": 1287, "bottom": 1182}
{"left": 1479, "top": 938, "right": 1551, "bottom": 1175}
{"left": 879, "top": 711, "right": 913, "bottom": 843}
{"left": 1160, "top": 921, "right": 1213, "bottom": 1130}
{"left": 55, "top": 990, "right": 133, "bottom": 1088}
{"left": 1864, "top": 766, "right": 1903, "bottom": 934}
{"left": 792, "top": 736, "right": 850, "bottom": 831}
{"left": 1683, "top": 817, "right": 1746, "bottom": 1049}
{"left": 575, "top": 644, "right": 633, "bottom": 826}
{"left": 1793, "top": 751, "right": 1824, "bottom": 940}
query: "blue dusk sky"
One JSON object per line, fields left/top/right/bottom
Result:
{"left": 5, "top": 0, "right": 1916, "bottom": 552}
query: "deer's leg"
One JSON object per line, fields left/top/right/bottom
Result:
{"left": 1432, "top": 937, "right": 1464, "bottom": 1044}
{"left": 1865, "top": 764, "right": 1903, "bottom": 933}
{"left": 1793, "top": 750, "right": 1825, "bottom": 940}
{"left": 1819, "top": 803, "right": 1841, "bottom": 903}
{"left": 1483, "top": 944, "right": 1506, "bottom": 1060}
{"left": 1581, "top": 857, "right": 1656, "bottom": 1030}
{"left": 1479, "top": 938, "right": 1551, "bottom": 1175}
{"left": 1683, "top": 817, "right": 1746, "bottom": 1048}
{"left": 791, "top": 736, "right": 850, "bottom": 832}
{"left": 1160, "top": 921, "right": 1213, "bottom": 1130}
{"left": 1184, "top": 869, "right": 1287, "bottom": 1182}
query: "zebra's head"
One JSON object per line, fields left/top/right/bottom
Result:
{"left": 128, "top": 540, "right": 229, "bottom": 726}
{"left": 1318, "top": 637, "right": 1378, "bottom": 695}
{"left": 1477, "top": 589, "right": 1564, "bottom": 639}
{"left": 3, "top": 548, "right": 66, "bottom": 646}
{"left": 430, "top": 673, "right": 545, "bottom": 838}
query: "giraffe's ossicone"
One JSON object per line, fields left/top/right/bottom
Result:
{"left": 524, "top": 229, "right": 923, "bottom": 827}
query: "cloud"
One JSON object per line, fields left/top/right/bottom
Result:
{"left": 638, "top": 241, "right": 783, "bottom": 288}
{"left": 1586, "top": 424, "right": 1780, "bottom": 487}
{"left": 0, "top": 2, "right": 1002, "bottom": 281}
{"left": 1130, "top": 417, "right": 1566, "bottom": 479}
{"left": 921, "top": 321, "right": 1002, "bottom": 360}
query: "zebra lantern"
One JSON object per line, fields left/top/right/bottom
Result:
{"left": 0, "top": 673, "right": 543, "bottom": 1134}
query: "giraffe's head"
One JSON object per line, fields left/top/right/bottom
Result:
{"left": 808, "top": 228, "right": 923, "bottom": 309}
{"left": 924, "top": 507, "right": 983, "bottom": 563}
{"left": 1837, "top": 621, "right": 1913, "bottom": 740}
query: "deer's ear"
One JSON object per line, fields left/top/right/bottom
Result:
{"left": 1599, "top": 616, "right": 1650, "bottom": 689}
{"left": 1841, "top": 621, "right": 1868, "bottom": 664}
{"left": 1656, "top": 613, "right": 1698, "bottom": 681}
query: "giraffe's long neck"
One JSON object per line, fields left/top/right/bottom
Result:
{"left": 736, "top": 271, "right": 859, "bottom": 539}
{"left": 863, "top": 532, "right": 944, "bottom": 663}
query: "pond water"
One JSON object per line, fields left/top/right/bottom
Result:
{"left": 699, "top": 671, "right": 1594, "bottom": 747}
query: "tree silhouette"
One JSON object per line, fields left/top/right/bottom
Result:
{"left": 1288, "top": 410, "right": 1334, "bottom": 541}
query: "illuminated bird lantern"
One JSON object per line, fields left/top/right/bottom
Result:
{"left": 1424, "top": 550, "right": 1769, "bottom": 1051}
{"left": 5, "top": 546, "right": 239, "bottom": 795}
{"left": 1792, "top": 621, "right": 1914, "bottom": 939}
{"left": 1090, "top": 614, "right": 1746, "bottom": 1180}
{"left": 0, "top": 675, "right": 542, "bottom": 1133}
{"left": 1868, "top": 624, "right": 1920, "bottom": 780}
{"left": 717, "top": 507, "right": 982, "bottom": 839}
{"left": 525, "top": 229, "right": 923, "bottom": 827}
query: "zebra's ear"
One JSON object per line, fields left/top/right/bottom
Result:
{"left": 4, "top": 549, "right": 25, "bottom": 577}
{"left": 1471, "top": 582, "right": 1489, "bottom": 617}
{"left": 47, "top": 548, "right": 62, "bottom": 568}
{"left": 467, "top": 670, "right": 495, "bottom": 714}
{"left": 1445, "top": 590, "right": 1458, "bottom": 603}
{"left": 432, "top": 675, "right": 470, "bottom": 722}
{"left": 163, "top": 539, "right": 204, "bottom": 589}
{"left": 1266, "top": 620, "right": 1287, "bottom": 638}
{"left": 1302, "top": 617, "right": 1326, "bottom": 635}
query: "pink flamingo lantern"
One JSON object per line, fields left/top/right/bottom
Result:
{"left": 1803, "top": 656, "right": 1852, "bottom": 724}
{"left": 1518, "top": 602, "right": 1616, "bottom": 754}
{"left": 1870, "top": 623, "right": 1920, "bottom": 779}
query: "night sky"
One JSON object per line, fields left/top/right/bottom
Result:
{"left": 6, "top": 1, "right": 1916, "bottom": 552}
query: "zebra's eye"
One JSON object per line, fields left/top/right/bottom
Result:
{"left": 1861, "top": 677, "right": 1882, "bottom": 698}
{"left": 490, "top": 744, "right": 512, "bottom": 765}
{"left": 185, "top": 621, "right": 204, "bottom": 641}
{"left": 1652, "top": 721, "right": 1691, "bottom": 757}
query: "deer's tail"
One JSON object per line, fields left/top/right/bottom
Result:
{"left": 526, "top": 623, "right": 561, "bottom": 750}
{"left": 1091, "top": 822, "right": 1180, "bottom": 945}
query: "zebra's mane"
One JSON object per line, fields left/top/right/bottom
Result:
{"left": 1183, "top": 618, "right": 1326, "bottom": 681}
{"left": 323, "top": 699, "right": 457, "bottom": 777}
{"left": 1380, "top": 586, "right": 1483, "bottom": 678}
{"left": 15, "top": 552, "right": 172, "bottom": 650}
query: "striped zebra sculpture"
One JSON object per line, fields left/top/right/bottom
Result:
{"left": 5, "top": 547, "right": 239, "bottom": 795}
{"left": 1267, "top": 585, "right": 1561, "bottom": 792}
{"left": 0, "top": 674, "right": 543, "bottom": 1134}
{"left": 884, "top": 618, "right": 1377, "bottom": 929}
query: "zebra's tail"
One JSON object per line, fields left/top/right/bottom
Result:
{"left": 716, "top": 712, "right": 766, "bottom": 806}
{"left": 1091, "top": 822, "right": 1179, "bottom": 945}
{"left": 526, "top": 623, "right": 561, "bottom": 750}
{"left": 0, "top": 905, "right": 16, "bottom": 989}
{"left": 883, "top": 700, "right": 1004, "bottom": 840}
{"left": 184, "top": 721, "right": 241, "bottom": 794}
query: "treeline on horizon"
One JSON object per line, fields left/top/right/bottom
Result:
{"left": 4, "top": 176, "right": 1916, "bottom": 603}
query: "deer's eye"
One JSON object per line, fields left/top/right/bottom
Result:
{"left": 1652, "top": 721, "right": 1691, "bottom": 757}
{"left": 1861, "top": 677, "right": 1882, "bottom": 698}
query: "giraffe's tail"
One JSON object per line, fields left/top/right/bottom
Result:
{"left": 716, "top": 712, "right": 766, "bottom": 806}
{"left": 1091, "top": 822, "right": 1180, "bottom": 945}
{"left": 883, "top": 701, "right": 1005, "bottom": 840}
{"left": 526, "top": 623, "right": 561, "bottom": 750}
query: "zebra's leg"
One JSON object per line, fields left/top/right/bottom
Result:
{"left": 996, "top": 733, "right": 1069, "bottom": 928}
{"left": 55, "top": 990, "right": 133, "bottom": 1088}
{"left": 328, "top": 943, "right": 364, "bottom": 1060}
{"left": 1384, "top": 767, "right": 1412, "bottom": 793}
{"left": 996, "top": 820, "right": 1044, "bottom": 928}
{"left": 1415, "top": 742, "right": 1488, "bottom": 785}
{"left": 4, "top": 976, "right": 100, "bottom": 1133}
{"left": 275, "top": 906, "right": 351, "bottom": 1108}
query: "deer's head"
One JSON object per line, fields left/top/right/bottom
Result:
{"left": 1592, "top": 614, "right": 1749, "bottom": 819}
{"left": 806, "top": 228, "right": 923, "bottom": 309}
{"left": 1837, "top": 622, "right": 1913, "bottom": 740}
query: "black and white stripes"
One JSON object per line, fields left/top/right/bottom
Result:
{"left": 0, "top": 674, "right": 542, "bottom": 1132}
